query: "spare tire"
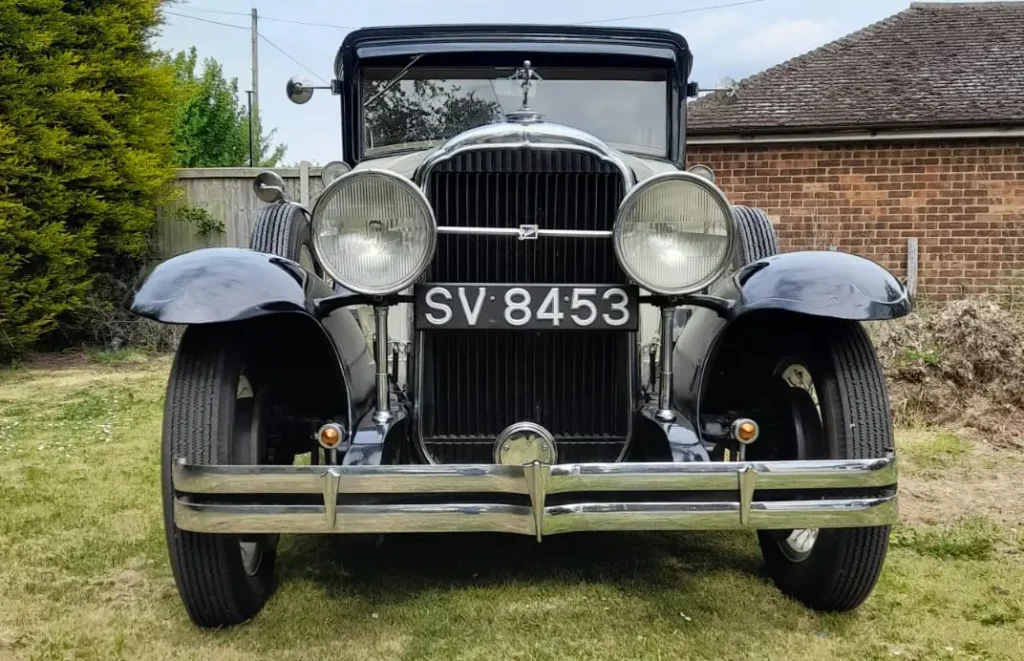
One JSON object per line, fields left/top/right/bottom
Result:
{"left": 250, "top": 202, "right": 321, "bottom": 277}
{"left": 731, "top": 205, "right": 780, "bottom": 267}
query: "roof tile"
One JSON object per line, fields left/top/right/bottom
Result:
{"left": 687, "top": 2, "right": 1024, "bottom": 135}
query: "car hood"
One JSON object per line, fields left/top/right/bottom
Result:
{"left": 351, "top": 121, "right": 680, "bottom": 184}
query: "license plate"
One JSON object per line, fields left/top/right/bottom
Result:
{"left": 414, "top": 284, "right": 639, "bottom": 331}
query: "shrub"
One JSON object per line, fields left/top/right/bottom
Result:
{"left": 873, "top": 299, "right": 1024, "bottom": 439}
{"left": 0, "top": 0, "right": 177, "bottom": 361}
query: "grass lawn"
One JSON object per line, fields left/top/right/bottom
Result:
{"left": 1, "top": 352, "right": 1023, "bottom": 661}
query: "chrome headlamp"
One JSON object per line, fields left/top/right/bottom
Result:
{"left": 612, "top": 172, "right": 735, "bottom": 295}
{"left": 311, "top": 169, "right": 436, "bottom": 295}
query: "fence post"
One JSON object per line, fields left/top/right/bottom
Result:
{"left": 907, "top": 237, "right": 918, "bottom": 298}
{"left": 299, "top": 160, "right": 310, "bottom": 206}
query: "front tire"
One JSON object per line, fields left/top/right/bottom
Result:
{"left": 162, "top": 326, "right": 277, "bottom": 627}
{"left": 756, "top": 320, "right": 894, "bottom": 611}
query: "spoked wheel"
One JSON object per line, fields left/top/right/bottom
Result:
{"left": 162, "top": 326, "right": 281, "bottom": 627}
{"left": 752, "top": 320, "right": 894, "bottom": 612}
{"left": 233, "top": 370, "right": 279, "bottom": 580}
{"left": 766, "top": 359, "right": 823, "bottom": 563}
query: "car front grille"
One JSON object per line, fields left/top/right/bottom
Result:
{"left": 417, "top": 148, "right": 633, "bottom": 464}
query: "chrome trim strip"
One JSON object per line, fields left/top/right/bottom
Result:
{"left": 372, "top": 305, "right": 392, "bottom": 423}
{"left": 413, "top": 121, "right": 636, "bottom": 191}
{"left": 738, "top": 465, "right": 757, "bottom": 527}
{"left": 175, "top": 501, "right": 534, "bottom": 535}
{"left": 173, "top": 456, "right": 897, "bottom": 496}
{"left": 524, "top": 461, "right": 551, "bottom": 542}
{"left": 173, "top": 496, "right": 897, "bottom": 535}
{"left": 655, "top": 306, "right": 675, "bottom": 420}
{"left": 436, "top": 226, "right": 613, "bottom": 239}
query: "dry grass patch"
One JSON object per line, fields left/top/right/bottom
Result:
{"left": 1, "top": 354, "right": 1023, "bottom": 661}
{"left": 895, "top": 429, "right": 1024, "bottom": 528}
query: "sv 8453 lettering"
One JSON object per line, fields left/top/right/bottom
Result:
{"left": 414, "top": 284, "right": 638, "bottom": 331}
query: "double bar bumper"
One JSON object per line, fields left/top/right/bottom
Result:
{"left": 172, "top": 456, "right": 897, "bottom": 539}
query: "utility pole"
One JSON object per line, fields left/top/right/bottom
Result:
{"left": 246, "top": 90, "right": 254, "bottom": 167}
{"left": 250, "top": 7, "right": 259, "bottom": 163}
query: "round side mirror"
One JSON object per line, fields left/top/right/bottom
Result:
{"left": 321, "top": 160, "right": 351, "bottom": 186}
{"left": 253, "top": 171, "right": 287, "bottom": 203}
{"left": 286, "top": 76, "right": 314, "bottom": 105}
{"left": 687, "top": 164, "right": 716, "bottom": 183}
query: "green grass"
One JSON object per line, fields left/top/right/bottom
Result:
{"left": 2, "top": 356, "right": 1023, "bottom": 660}
{"left": 86, "top": 347, "right": 153, "bottom": 366}
{"left": 898, "top": 431, "right": 972, "bottom": 472}
{"left": 891, "top": 516, "right": 1005, "bottom": 561}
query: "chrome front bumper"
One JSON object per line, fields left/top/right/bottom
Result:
{"left": 172, "top": 456, "right": 897, "bottom": 540}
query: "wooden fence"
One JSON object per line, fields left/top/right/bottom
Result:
{"left": 154, "top": 164, "right": 325, "bottom": 259}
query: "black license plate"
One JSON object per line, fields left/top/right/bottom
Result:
{"left": 414, "top": 284, "right": 639, "bottom": 331}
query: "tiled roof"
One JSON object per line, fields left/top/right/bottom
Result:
{"left": 687, "top": 2, "right": 1024, "bottom": 135}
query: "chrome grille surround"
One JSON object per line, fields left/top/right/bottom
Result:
{"left": 413, "top": 122, "right": 637, "bottom": 465}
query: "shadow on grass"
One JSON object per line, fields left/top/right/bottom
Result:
{"left": 276, "top": 529, "right": 764, "bottom": 603}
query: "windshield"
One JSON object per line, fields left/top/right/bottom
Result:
{"left": 361, "top": 65, "right": 668, "bottom": 157}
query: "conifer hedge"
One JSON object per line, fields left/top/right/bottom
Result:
{"left": 0, "top": 0, "right": 177, "bottom": 359}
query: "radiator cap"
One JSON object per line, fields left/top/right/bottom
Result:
{"left": 494, "top": 422, "right": 557, "bottom": 465}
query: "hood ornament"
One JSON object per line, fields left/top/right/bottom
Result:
{"left": 506, "top": 60, "right": 544, "bottom": 124}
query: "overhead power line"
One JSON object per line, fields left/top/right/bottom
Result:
{"left": 178, "top": 4, "right": 355, "bottom": 29}
{"left": 164, "top": 10, "right": 248, "bottom": 30}
{"left": 167, "top": 0, "right": 771, "bottom": 86}
{"left": 258, "top": 33, "right": 329, "bottom": 84}
{"left": 173, "top": 0, "right": 768, "bottom": 31}
{"left": 578, "top": 0, "right": 766, "bottom": 24}
{"left": 164, "top": 10, "right": 330, "bottom": 83}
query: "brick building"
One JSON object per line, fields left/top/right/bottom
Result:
{"left": 686, "top": 2, "right": 1024, "bottom": 299}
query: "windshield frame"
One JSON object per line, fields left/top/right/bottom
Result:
{"left": 335, "top": 26, "right": 691, "bottom": 166}
{"left": 358, "top": 64, "right": 673, "bottom": 159}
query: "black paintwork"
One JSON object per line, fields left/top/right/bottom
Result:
{"left": 130, "top": 247, "right": 375, "bottom": 434}
{"left": 671, "top": 250, "right": 912, "bottom": 420}
{"left": 334, "top": 24, "right": 692, "bottom": 165}
{"left": 637, "top": 405, "right": 710, "bottom": 463}
{"left": 131, "top": 247, "right": 323, "bottom": 323}
{"left": 735, "top": 250, "right": 911, "bottom": 320}
{"left": 342, "top": 408, "right": 410, "bottom": 467}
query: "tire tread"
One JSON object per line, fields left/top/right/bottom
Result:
{"left": 758, "top": 320, "right": 893, "bottom": 612}
{"left": 250, "top": 202, "right": 303, "bottom": 258}
{"left": 163, "top": 327, "right": 271, "bottom": 627}
{"left": 731, "top": 205, "right": 780, "bottom": 267}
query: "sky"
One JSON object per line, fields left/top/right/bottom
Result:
{"left": 154, "top": 0, "right": 958, "bottom": 165}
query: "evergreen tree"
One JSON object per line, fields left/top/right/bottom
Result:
{"left": 167, "top": 47, "right": 286, "bottom": 168}
{"left": 0, "top": 0, "right": 178, "bottom": 358}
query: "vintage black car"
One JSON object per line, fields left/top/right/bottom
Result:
{"left": 132, "top": 24, "right": 911, "bottom": 627}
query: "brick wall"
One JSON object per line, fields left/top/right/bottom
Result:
{"left": 686, "top": 139, "right": 1024, "bottom": 299}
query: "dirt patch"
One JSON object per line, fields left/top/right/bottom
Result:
{"left": 897, "top": 433, "right": 1024, "bottom": 527}
{"left": 16, "top": 351, "right": 95, "bottom": 372}
{"left": 874, "top": 299, "right": 1024, "bottom": 448}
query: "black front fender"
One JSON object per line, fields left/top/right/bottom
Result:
{"left": 131, "top": 247, "right": 329, "bottom": 324}
{"left": 672, "top": 250, "right": 911, "bottom": 414}
{"left": 735, "top": 250, "right": 910, "bottom": 320}
{"left": 131, "top": 247, "right": 375, "bottom": 430}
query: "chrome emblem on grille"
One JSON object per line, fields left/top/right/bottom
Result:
{"left": 494, "top": 422, "right": 557, "bottom": 465}
{"left": 518, "top": 224, "right": 539, "bottom": 240}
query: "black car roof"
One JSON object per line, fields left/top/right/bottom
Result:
{"left": 333, "top": 24, "right": 692, "bottom": 165}
{"left": 335, "top": 24, "right": 692, "bottom": 77}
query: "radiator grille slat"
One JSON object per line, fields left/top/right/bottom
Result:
{"left": 419, "top": 149, "right": 632, "bottom": 464}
